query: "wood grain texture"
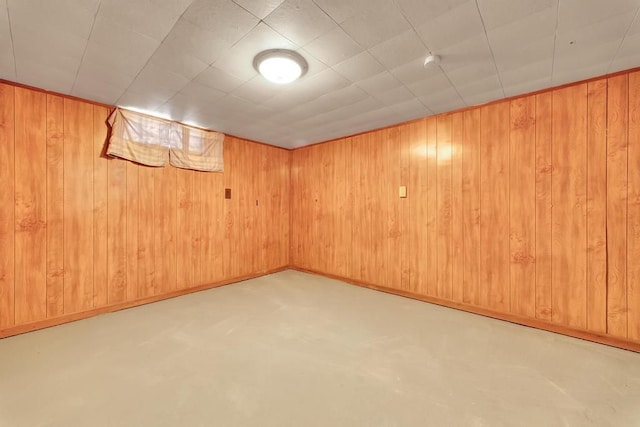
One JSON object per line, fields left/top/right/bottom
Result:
{"left": 46, "top": 95, "right": 65, "bottom": 317}
{"left": 451, "top": 113, "right": 464, "bottom": 303}
{"left": 436, "top": 115, "right": 453, "bottom": 300}
{"left": 462, "top": 109, "right": 480, "bottom": 306}
{"left": 551, "top": 84, "right": 588, "bottom": 329}
{"left": 407, "top": 119, "right": 428, "bottom": 295}
{"left": 14, "top": 87, "right": 47, "bottom": 324}
{"left": 0, "top": 83, "right": 15, "bottom": 328}
{"left": 479, "top": 103, "right": 510, "bottom": 312}
{"left": 535, "top": 92, "right": 553, "bottom": 321}
{"left": 509, "top": 96, "right": 536, "bottom": 318}
{"left": 606, "top": 74, "right": 628, "bottom": 338}
{"left": 425, "top": 118, "right": 438, "bottom": 296}
{"left": 586, "top": 80, "right": 608, "bottom": 334}
{"left": 1, "top": 83, "right": 290, "bottom": 337}
{"left": 63, "top": 98, "right": 94, "bottom": 314}
{"left": 628, "top": 71, "right": 640, "bottom": 343}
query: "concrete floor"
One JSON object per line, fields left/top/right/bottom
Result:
{"left": 0, "top": 270, "right": 639, "bottom": 426}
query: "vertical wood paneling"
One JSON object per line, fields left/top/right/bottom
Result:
{"left": 451, "top": 113, "right": 464, "bottom": 303}
{"left": 407, "top": 119, "right": 428, "bottom": 294}
{"left": 586, "top": 80, "right": 608, "bottom": 333}
{"left": 462, "top": 109, "right": 480, "bottom": 306}
{"left": 535, "top": 92, "right": 553, "bottom": 321}
{"left": 107, "top": 156, "right": 127, "bottom": 303}
{"left": 125, "top": 161, "right": 139, "bottom": 300}
{"left": 425, "top": 118, "right": 438, "bottom": 296}
{"left": 0, "top": 83, "right": 15, "bottom": 328}
{"left": 628, "top": 71, "right": 640, "bottom": 343}
{"left": 93, "top": 105, "right": 108, "bottom": 308}
{"left": 14, "top": 87, "right": 47, "bottom": 324}
{"left": 177, "top": 168, "right": 195, "bottom": 288}
{"left": 436, "top": 115, "right": 452, "bottom": 300}
{"left": 551, "top": 84, "right": 588, "bottom": 329}
{"left": 509, "top": 97, "right": 536, "bottom": 317}
{"left": 155, "top": 165, "right": 177, "bottom": 294}
{"left": 138, "top": 166, "right": 155, "bottom": 298}
{"left": 606, "top": 75, "right": 628, "bottom": 338}
{"left": 46, "top": 95, "right": 65, "bottom": 317}
{"left": 479, "top": 103, "right": 510, "bottom": 312}
{"left": 63, "top": 99, "right": 94, "bottom": 314}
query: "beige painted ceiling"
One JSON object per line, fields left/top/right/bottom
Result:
{"left": 1, "top": 0, "right": 640, "bottom": 148}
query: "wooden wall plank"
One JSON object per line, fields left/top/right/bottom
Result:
{"left": 451, "top": 113, "right": 464, "bottom": 303}
{"left": 0, "top": 83, "right": 15, "bottom": 328}
{"left": 462, "top": 109, "right": 480, "bottom": 306}
{"left": 107, "top": 156, "right": 127, "bottom": 304}
{"left": 535, "top": 92, "right": 553, "bottom": 321}
{"left": 509, "top": 97, "right": 536, "bottom": 317}
{"left": 606, "top": 74, "right": 629, "bottom": 338}
{"left": 125, "top": 160, "right": 139, "bottom": 300}
{"left": 138, "top": 166, "right": 155, "bottom": 298}
{"left": 628, "top": 70, "right": 640, "bottom": 343}
{"left": 586, "top": 80, "right": 608, "bottom": 333}
{"left": 93, "top": 105, "right": 109, "bottom": 308}
{"left": 436, "top": 114, "right": 453, "bottom": 300}
{"left": 63, "top": 98, "right": 94, "bottom": 314}
{"left": 155, "top": 165, "right": 177, "bottom": 294}
{"left": 407, "top": 119, "right": 428, "bottom": 294}
{"left": 425, "top": 118, "right": 438, "bottom": 296}
{"left": 177, "top": 168, "right": 195, "bottom": 288}
{"left": 479, "top": 103, "right": 510, "bottom": 312}
{"left": 46, "top": 95, "right": 65, "bottom": 317}
{"left": 551, "top": 84, "right": 588, "bottom": 329}
{"left": 14, "top": 87, "right": 47, "bottom": 324}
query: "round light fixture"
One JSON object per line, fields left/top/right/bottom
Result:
{"left": 254, "top": 49, "right": 308, "bottom": 84}
{"left": 424, "top": 54, "right": 441, "bottom": 68}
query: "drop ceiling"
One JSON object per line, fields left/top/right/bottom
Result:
{"left": 1, "top": 0, "right": 639, "bottom": 148}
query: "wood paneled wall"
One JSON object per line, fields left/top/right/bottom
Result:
{"left": 291, "top": 70, "right": 640, "bottom": 348}
{"left": 0, "top": 83, "right": 290, "bottom": 335}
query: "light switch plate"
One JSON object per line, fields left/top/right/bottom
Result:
{"left": 399, "top": 186, "right": 407, "bottom": 198}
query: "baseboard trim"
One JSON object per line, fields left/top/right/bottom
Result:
{"left": 0, "top": 267, "right": 288, "bottom": 339}
{"left": 289, "top": 266, "right": 640, "bottom": 353}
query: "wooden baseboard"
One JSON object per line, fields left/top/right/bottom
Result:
{"left": 0, "top": 267, "right": 288, "bottom": 339}
{"left": 289, "top": 266, "right": 640, "bottom": 353}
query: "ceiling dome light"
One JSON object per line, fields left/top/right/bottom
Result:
{"left": 254, "top": 49, "right": 308, "bottom": 84}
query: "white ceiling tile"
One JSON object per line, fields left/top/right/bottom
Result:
{"left": 369, "top": 30, "right": 427, "bottom": 70}
{"left": 183, "top": 0, "right": 258, "bottom": 35}
{"left": 372, "top": 85, "right": 417, "bottom": 105}
{"left": 491, "top": 36, "right": 555, "bottom": 73}
{"left": 0, "top": 1, "right": 15, "bottom": 80}
{"left": 332, "top": 51, "right": 385, "bottom": 82}
{"left": 126, "top": 64, "right": 190, "bottom": 103}
{"left": 356, "top": 71, "right": 402, "bottom": 95}
{"left": 71, "top": 77, "right": 127, "bottom": 105}
{"left": 487, "top": 6, "right": 557, "bottom": 53}
{"left": 162, "top": 18, "right": 238, "bottom": 65}
{"left": 194, "top": 66, "right": 248, "bottom": 93}
{"left": 553, "top": 40, "right": 621, "bottom": 75}
{"left": 558, "top": 0, "right": 640, "bottom": 31}
{"left": 232, "top": 76, "right": 280, "bottom": 104}
{"left": 395, "top": 0, "right": 470, "bottom": 29}
{"left": 477, "top": 0, "right": 557, "bottom": 30}
{"left": 177, "top": 81, "right": 226, "bottom": 104}
{"left": 552, "top": 61, "right": 612, "bottom": 86}
{"left": 415, "top": 1, "right": 485, "bottom": 52}
{"left": 387, "top": 98, "right": 433, "bottom": 119}
{"left": 390, "top": 60, "right": 443, "bottom": 85}
{"left": 556, "top": 11, "right": 636, "bottom": 49}
{"left": 444, "top": 59, "right": 498, "bottom": 87}
{"left": 115, "top": 89, "right": 170, "bottom": 112}
{"left": 407, "top": 72, "right": 453, "bottom": 97}
{"left": 265, "top": 0, "right": 337, "bottom": 45}
{"left": 304, "top": 27, "right": 364, "bottom": 66}
{"left": 79, "top": 16, "right": 159, "bottom": 78}
{"left": 231, "top": 0, "right": 285, "bottom": 19}
{"left": 14, "top": 56, "right": 78, "bottom": 93}
{"left": 148, "top": 45, "right": 208, "bottom": 81}
{"left": 503, "top": 77, "right": 551, "bottom": 97}
{"left": 435, "top": 34, "right": 494, "bottom": 72}
{"left": 312, "top": 0, "right": 392, "bottom": 24}
{"left": 456, "top": 74, "right": 504, "bottom": 103}
{"left": 340, "top": 7, "right": 412, "bottom": 48}
{"left": 419, "top": 87, "right": 466, "bottom": 113}
{"left": 499, "top": 58, "right": 552, "bottom": 87}
{"left": 212, "top": 22, "right": 297, "bottom": 80}
{"left": 610, "top": 31, "right": 640, "bottom": 72}
{"left": 97, "top": 0, "right": 193, "bottom": 41}
{"left": 8, "top": 0, "right": 100, "bottom": 40}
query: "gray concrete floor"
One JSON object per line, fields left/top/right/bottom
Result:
{"left": 1, "top": 270, "right": 639, "bottom": 427}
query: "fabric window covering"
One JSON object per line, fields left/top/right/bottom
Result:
{"left": 169, "top": 125, "right": 224, "bottom": 172}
